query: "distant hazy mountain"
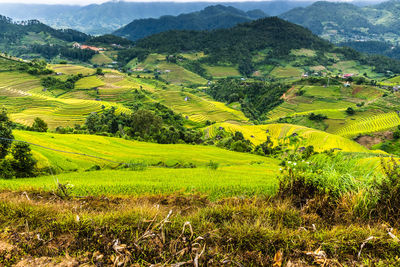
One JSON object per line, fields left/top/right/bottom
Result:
{"left": 0, "top": 1, "right": 312, "bottom": 35}
{"left": 279, "top": 0, "right": 400, "bottom": 44}
{"left": 113, "top": 5, "right": 267, "bottom": 41}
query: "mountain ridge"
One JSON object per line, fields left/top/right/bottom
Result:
{"left": 113, "top": 5, "right": 267, "bottom": 41}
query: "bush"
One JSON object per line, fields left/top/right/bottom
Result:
{"left": 308, "top": 113, "right": 327, "bottom": 121}
{"left": 127, "top": 161, "right": 147, "bottom": 171}
{"left": 207, "top": 160, "right": 219, "bottom": 170}
{"left": 368, "top": 158, "right": 400, "bottom": 223}
{"left": 346, "top": 107, "right": 355, "bottom": 115}
{"left": 0, "top": 159, "right": 15, "bottom": 179}
{"left": 31, "top": 117, "right": 48, "bottom": 132}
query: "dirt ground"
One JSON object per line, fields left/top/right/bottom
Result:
{"left": 355, "top": 131, "right": 393, "bottom": 149}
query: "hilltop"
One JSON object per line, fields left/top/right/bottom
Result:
{"left": 113, "top": 5, "right": 267, "bottom": 41}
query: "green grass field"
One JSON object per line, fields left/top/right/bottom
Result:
{"left": 4, "top": 130, "right": 281, "bottom": 199}
{"left": 49, "top": 64, "right": 95, "bottom": 76}
{"left": 204, "top": 65, "right": 240, "bottom": 78}
{"left": 0, "top": 165, "right": 279, "bottom": 199}
{"left": 75, "top": 76, "right": 105, "bottom": 89}
{"left": 90, "top": 53, "right": 113, "bottom": 65}
{"left": 13, "top": 130, "right": 276, "bottom": 170}
{"left": 270, "top": 66, "right": 302, "bottom": 79}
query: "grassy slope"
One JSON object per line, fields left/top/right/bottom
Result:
{"left": 205, "top": 122, "right": 370, "bottom": 153}
{"left": 13, "top": 130, "right": 279, "bottom": 168}
{"left": 5, "top": 130, "right": 280, "bottom": 198}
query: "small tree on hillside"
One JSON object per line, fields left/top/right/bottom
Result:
{"left": 11, "top": 142, "right": 37, "bottom": 177}
{"left": 131, "top": 109, "right": 162, "bottom": 137}
{"left": 32, "top": 117, "right": 48, "bottom": 132}
{"left": 0, "top": 108, "right": 13, "bottom": 159}
{"left": 346, "top": 107, "right": 355, "bottom": 115}
{"left": 96, "top": 68, "right": 104, "bottom": 76}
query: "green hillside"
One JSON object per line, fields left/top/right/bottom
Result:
{"left": 0, "top": 15, "right": 94, "bottom": 62}
{"left": 280, "top": 0, "right": 400, "bottom": 59}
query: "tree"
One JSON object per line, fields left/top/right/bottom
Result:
{"left": 130, "top": 109, "right": 162, "bottom": 137}
{"left": 11, "top": 142, "right": 37, "bottom": 177}
{"left": 346, "top": 107, "right": 355, "bottom": 115}
{"left": 96, "top": 68, "right": 104, "bottom": 75}
{"left": 230, "top": 140, "right": 252, "bottom": 152}
{"left": 85, "top": 112, "right": 101, "bottom": 133}
{"left": 32, "top": 117, "right": 48, "bottom": 132}
{"left": 0, "top": 108, "right": 13, "bottom": 159}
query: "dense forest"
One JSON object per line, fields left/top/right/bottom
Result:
{"left": 207, "top": 79, "right": 289, "bottom": 121}
{"left": 340, "top": 41, "right": 400, "bottom": 60}
{"left": 85, "top": 34, "right": 133, "bottom": 47}
{"left": 134, "top": 17, "right": 331, "bottom": 64}
{"left": 120, "top": 16, "right": 400, "bottom": 75}
{"left": 28, "top": 44, "right": 96, "bottom": 61}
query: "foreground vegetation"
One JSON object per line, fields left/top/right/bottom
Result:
{"left": 1, "top": 155, "right": 400, "bottom": 265}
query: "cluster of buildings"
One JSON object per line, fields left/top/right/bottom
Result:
{"left": 72, "top": 43, "right": 105, "bottom": 52}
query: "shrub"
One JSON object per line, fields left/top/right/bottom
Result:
{"left": 0, "top": 159, "right": 15, "bottom": 179}
{"left": 308, "top": 113, "right": 327, "bottom": 121}
{"left": 31, "top": 117, "right": 48, "bottom": 132}
{"left": 346, "top": 107, "right": 355, "bottom": 115}
{"left": 368, "top": 158, "right": 400, "bottom": 223}
{"left": 127, "top": 161, "right": 147, "bottom": 171}
{"left": 207, "top": 160, "right": 219, "bottom": 170}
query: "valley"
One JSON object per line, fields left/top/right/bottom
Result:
{"left": 1, "top": 5, "right": 400, "bottom": 266}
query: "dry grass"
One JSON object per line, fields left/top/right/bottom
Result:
{"left": 1, "top": 189, "right": 400, "bottom": 266}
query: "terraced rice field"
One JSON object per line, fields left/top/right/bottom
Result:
{"left": 267, "top": 100, "right": 355, "bottom": 121}
{"left": 204, "top": 65, "right": 240, "bottom": 78}
{"left": 0, "top": 70, "right": 133, "bottom": 127}
{"left": 154, "top": 90, "right": 248, "bottom": 123}
{"left": 158, "top": 62, "right": 207, "bottom": 85}
{"left": 270, "top": 66, "right": 302, "bottom": 78}
{"left": 334, "top": 112, "right": 400, "bottom": 138}
{"left": 90, "top": 53, "right": 113, "bottom": 65}
{"left": 13, "top": 130, "right": 278, "bottom": 171}
{"left": 9, "top": 96, "right": 131, "bottom": 128}
{"left": 205, "top": 122, "right": 370, "bottom": 153}
{"left": 49, "top": 64, "right": 95, "bottom": 76}
{"left": 75, "top": 76, "right": 105, "bottom": 89}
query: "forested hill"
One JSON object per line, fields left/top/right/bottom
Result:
{"left": 0, "top": 15, "right": 93, "bottom": 62}
{"left": 134, "top": 17, "right": 331, "bottom": 64}
{"left": 0, "top": 15, "right": 88, "bottom": 43}
{"left": 120, "top": 16, "right": 400, "bottom": 75}
{"left": 279, "top": 0, "right": 400, "bottom": 44}
{"left": 113, "top": 5, "right": 267, "bottom": 41}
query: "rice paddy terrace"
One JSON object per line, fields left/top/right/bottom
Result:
{"left": 0, "top": 58, "right": 248, "bottom": 128}
{"left": 5, "top": 130, "right": 281, "bottom": 199}
{"left": 266, "top": 81, "right": 400, "bottom": 137}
